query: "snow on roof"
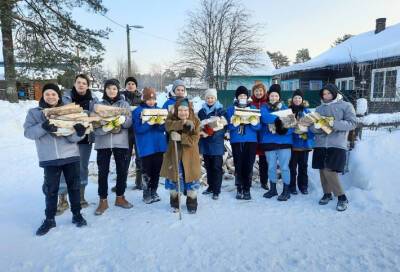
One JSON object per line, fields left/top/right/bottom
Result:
{"left": 273, "top": 22, "right": 400, "bottom": 75}
{"left": 231, "top": 53, "right": 275, "bottom": 76}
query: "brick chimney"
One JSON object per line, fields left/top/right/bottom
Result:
{"left": 375, "top": 18, "right": 386, "bottom": 34}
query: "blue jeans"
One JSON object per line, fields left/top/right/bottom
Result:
{"left": 265, "top": 149, "right": 291, "bottom": 185}
{"left": 59, "top": 144, "right": 93, "bottom": 194}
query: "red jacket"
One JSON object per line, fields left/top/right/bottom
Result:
{"left": 250, "top": 95, "right": 268, "bottom": 156}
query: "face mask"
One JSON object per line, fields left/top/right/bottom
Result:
{"left": 238, "top": 98, "right": 247, "bottom": 105}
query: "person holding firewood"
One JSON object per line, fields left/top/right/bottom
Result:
{"left": 24, "top": 83, "right": 87, "bottom": 236}
{"left": 310, "top": 83, "right": 356, "bottom": 212}
{"left": 198, "top": 88, "right": 227, "bottom": 200}
{"left": 93, "top": 79, "right": 133, "bottom": 215}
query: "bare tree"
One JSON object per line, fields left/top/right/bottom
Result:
{"left": 178, "top": 0, "right": 263, "bottom": 89}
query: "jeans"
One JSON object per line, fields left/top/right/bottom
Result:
{"left": 265, "top": 148, "right": 291, "bottom": 185}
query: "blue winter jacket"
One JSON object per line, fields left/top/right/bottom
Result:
{"left": 225, "top": 103, "right": 261, "bottom": 144}
{"left": 162, "top": 97, "right": 177, "bottom": 112}
{"left": 197, "top": 102, "right": 226, "bottom": 156}
{"left": 260, "top": 103, "right": 293, "bottom": 145}
{"left": 133, "top": 103, "right": 168, "bottom": 158}
{"left": 292, "top": 108, "right": 315, "bottom": 150}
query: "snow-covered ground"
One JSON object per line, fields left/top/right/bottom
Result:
{"left": 0, "top": 100, "right": 399, "bottom": 271}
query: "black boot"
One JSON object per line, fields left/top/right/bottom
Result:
{"left": 243, "top": 189, "right": 251, "bottom": 200}
{"left": 142, "top": 174, "right": 152, "bottom": 204}
{"left": 319, "top": 193, "right": 333, "bottom": 205}
{"left": 261, "top": 182, "right": 269, "bottom": 191}
{"left": 289, "top": 186, "right": 298, "bottom": 195}
{"left": 36, "top": 218, "right": 56, "bottom": 236}
{"left": 263, "top": 182, "right": 278, "bottom": 198}
{"left": 72, "top": 213, "right": 87, "bottom": 227}
{"left": 236, "top": 187, "right": 244, "bottom": 200}
{"left": 278, "top": 184, "right": 291, "bottom": 201}
{"left": 133, "top": 169, "right": 143, "bottom": 190}
{"left": 202, "top": 187, "right": 213, "bottom": 195}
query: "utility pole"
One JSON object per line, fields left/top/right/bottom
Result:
{"left": 126, "top": 24, "right": 143, "bottom": 76}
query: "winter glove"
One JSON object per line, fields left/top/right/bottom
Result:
{"left": 113, "top": 115, "right": 126, "bottom": 127}
{"left": 248, "top": 115, "right": 259, "bottom": 126}
{"left": 274, "top": 117, "right": 288, "bottom": 135}
{"left": 73, "top": 123, "right": 86, "bottom": 137}
{"left": 170, "top": 131, "right": 181, "bottom": 142}
{"left": 42, "top": 120, "right": 58, "bottom": 133}
{"left": 183, "top": 120, "right": 195, "bottom": 132}
{"left": 200, "top": 131, "right": 209, "bottom": 138}
{"left": 231, "top": 115, "right": 241, "bottom": 127}
{"left": 300, "top": 133, "right": 308, "bottom": 140}
{"left": 203, "top": 124, "right": 214, "bottom": 136}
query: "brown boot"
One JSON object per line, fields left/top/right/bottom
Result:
{"left": 115, "top": 195, "right": 133, "bottom": 209}
{"left": 56, "top": 193, "right": 69, "bottom": 216}
{"left": 95, "top": 198, "right": 109, "bottom": 215}
{"left": 80, "top": 187, "right": 89, "bottom": 208}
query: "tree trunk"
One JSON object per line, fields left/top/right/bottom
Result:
{"left": 0, "top": 0, "right": 18, "bottom": 103}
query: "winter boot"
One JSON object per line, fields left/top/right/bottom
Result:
{"left": 289, "top": 186, "right": 298, "bottom": 195}
{"left": 56, "top": 193, "right": 69, "bottom": 216}
{"left": 202, "top": 187, "right": 213, "bottom": 195}
{"left": 132, "top": 169, "right": 143, "bottom": 190}
{"left": 170, "top": 191, "right": 179, "bottom": 211}
{"left": 261, "top": 181, "right": 269, "bottom": 191}
{"left": 186, "top": 190, "right": 198, "bottom": 214}
{"left": 151, "top": 189, "right": 161, "bottom": 203}
{"left": 36, "top": 218, "right": 56, "bottom": 236}
{"left": 94, "top": 198, "right": 109, "bottom": 215}
{"left": 319, "top": 193, "right": 333, "bottom": 205}
{"left": 336, "top": 195, "right": 349, "bottom": 212}
{"left": 80, "top": 187, "right": 89, "bottom": 208}
{"left": 278, "top": 184, "right": 291, "bottom": 201}
{"left": 72, "top": 213, "right": 87, "bottom": 227}
{"left": 142, "top": 174, "right": 152, "bottom": 204}
{"left": 212, "top": 193, "right": 219, "bottom": 200}
{"left": 300, "top": 188, "right": 309, "bottom": 195}
{"left": 236, "top": 186, "right": 244, "bottom": 200}
{"left": 115, "top": 195, "right": 133, "bottom": 209}
{"left": 111, "top": 186, "right": 116, "bottom": 193}
{"left": 243, "top": 189, "right": 251, "bottom": 200}
{"left": 263, "top": 182, "right": 278, "bottom": 199}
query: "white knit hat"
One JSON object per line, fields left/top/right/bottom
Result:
{"left": 204, "top": 88, "right": 217, "bottom": 99}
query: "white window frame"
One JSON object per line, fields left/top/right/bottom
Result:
{"left": 370, "top": 66, "right": 400, "bottom": 102}
{"left": 335, "top": 77, "right": 355, "bottom": 91}
{"left": 281, "top": 79, "right": 299, "bottom": 91}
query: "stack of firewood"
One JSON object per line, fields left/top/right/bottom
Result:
{"left": 90, "top": 104, "right": 130, "bottom": 133}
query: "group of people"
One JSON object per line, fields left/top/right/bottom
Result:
{"left": 24, "top": 74, "right": 356, "bottom": 236}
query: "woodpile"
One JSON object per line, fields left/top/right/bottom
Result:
{"left": 231, "top": 107, "right": 261, "bottom": 126}
{"left": 141, "top": 108, "right": 168, "bottom": 125}
{"left": 90, "top": 104, "right": 130, "bottom": 133}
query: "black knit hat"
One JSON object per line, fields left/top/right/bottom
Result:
{"left": 268, "top": 84, "right": 281, "bottom": 97}
{"left": 320, "top": 83, "right": 338, "bottom": 100}
{"left": 104, "top": 79, "right": 120, "bottom": 92}
{"left": 235, "top": 86, "right": 249, "bottom": 99}
{"left": 292, "top": 89, "right": 304, "bottom": 100}
{"left": 125, "top": 76, "right": 138, "bottom": 87}
{"left": 42, "top": 83, "right": 61, "bottom": 97}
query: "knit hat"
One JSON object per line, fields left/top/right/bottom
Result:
{"left": 204, "top": 88, "right": 217, "bottom": 99}
{"left": 292, "top": 89, "right": 304, "bottom": 100}
{"left": 125, "top": 76, "right": 138, "bottom": 87}
{"left": 142, "top": 87, "right": 157, "bottom": 101}
{"left": 252, "top": 82, "right": 267, "bottom": 96}
{"left": 172, "top": 79, "right": 186, "bottom": 94}
{"left": 104, "top": 79, "right": 120, "bottom": 91}
{"left": 268, "top": 84, "right": 281, "bottom": 97}
{"left": 178, "top": 98, "right": 190, "bottom": 108}
{"left": 320, "top": 83, "right": 338, "bottom": 100}
{"left": 42, "top": 83, "right": 61, "bottom": 97}
{"left": 235, "top": 86, "right": 249, "bottom": 99}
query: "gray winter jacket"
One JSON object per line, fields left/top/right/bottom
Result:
{"left": 93, "top": 98, "right": 132, "bottom": 150}
{"left": 24, "top": 107, "right": 83, "bottom": 163}
{"left": 310, "top": 95, "right": 356, "bottom": 150}
{"left": 62, "top": 89, "right": 99, "bottom": 143}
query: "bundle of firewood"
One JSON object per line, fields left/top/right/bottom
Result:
{"left": 43, "top": 103, "right": 94, "bottom": 136}
{"left": 297, "top": 112, "right": 334, "bottom": 134}
{"left": 141, "top": 108, "right": 168, "bottom": 125}
{"left": 90, "top": 104, "right": 130, "bottom": 133}
{"left": 200, "top": 116, "right": 227, "bottom": 132}
{"left": 231, "top": 107, "right": 261, "bottom": 127}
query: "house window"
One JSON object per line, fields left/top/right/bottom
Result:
{"left": 281, "top": 79, "right": 299, "bottom": 91}
{"left": 335, "top": 77, "right": 355, "bottom": 91}
{"left": 371, "top": 67, "right": 400, "bottom": 102}
{"left": 309, "top": 80, "right": 322, "bottom": 90}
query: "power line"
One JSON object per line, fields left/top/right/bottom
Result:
{"left": 100, "top": 14, "right": 125, "bottom": 29}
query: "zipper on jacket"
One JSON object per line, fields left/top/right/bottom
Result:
{"left": 111, "top": 132, "right": 113, "bottom": 148}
